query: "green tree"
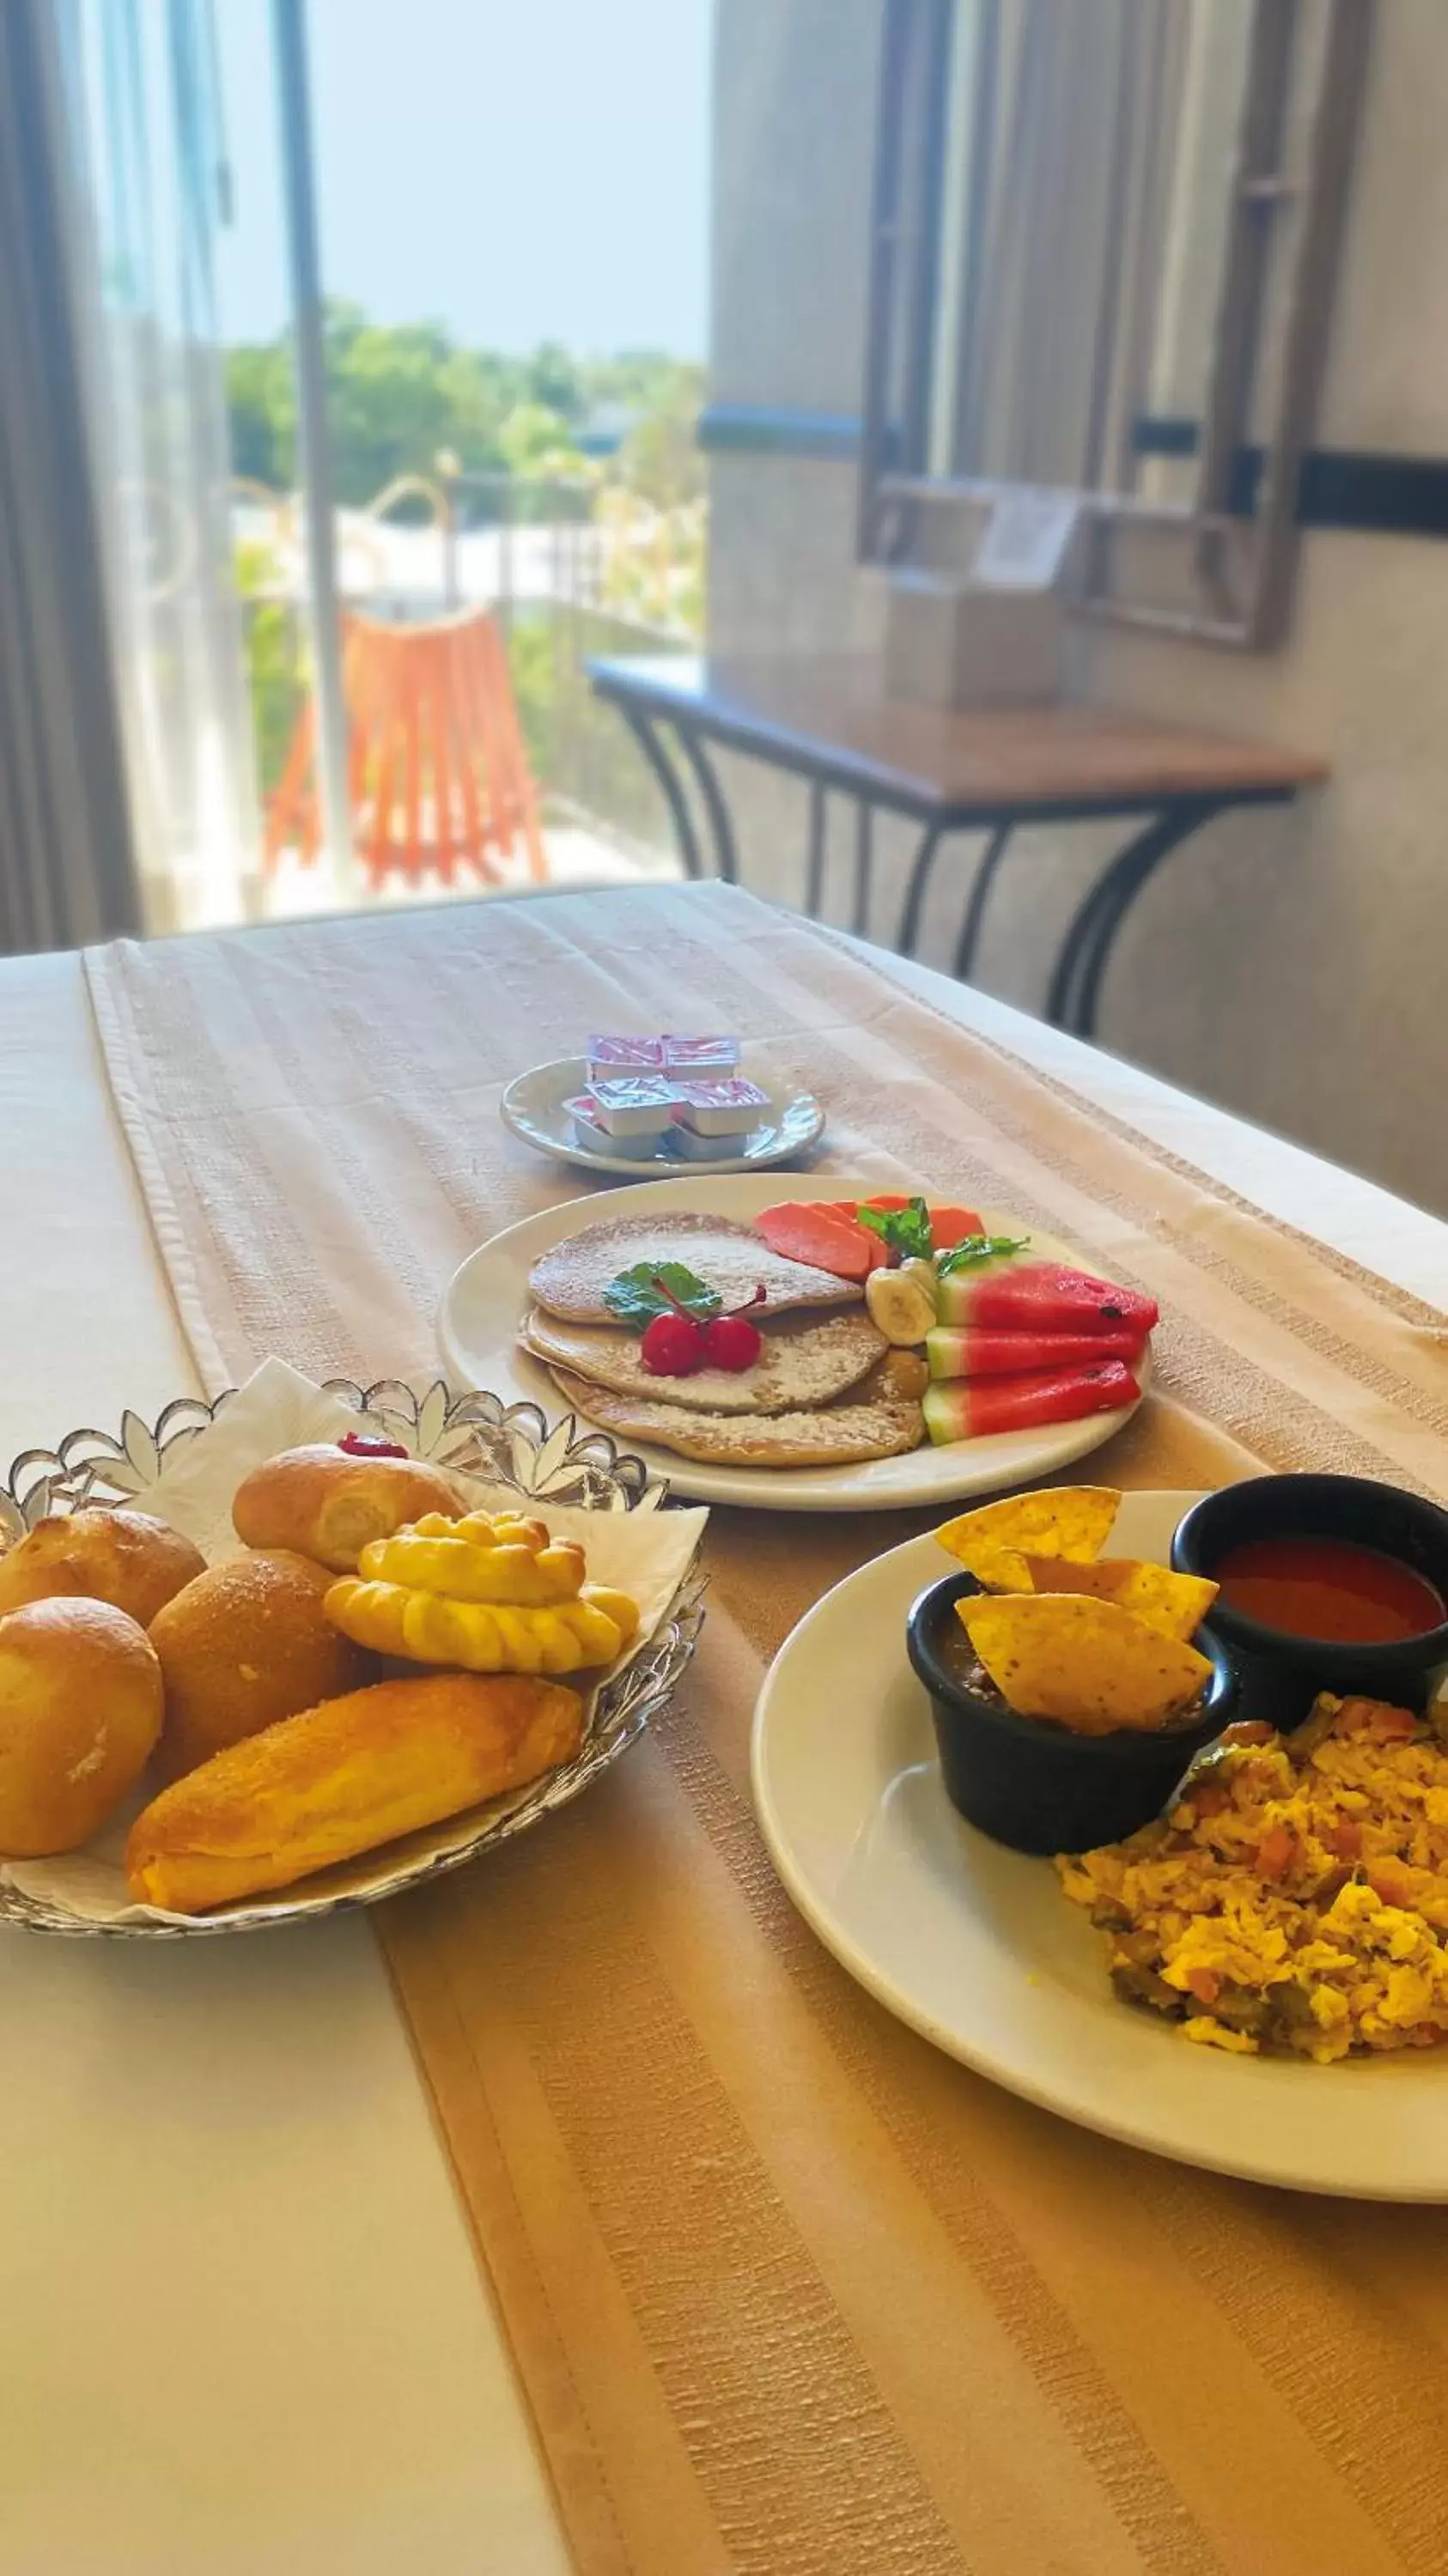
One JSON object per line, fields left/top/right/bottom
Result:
{"left": 225, "top": 340, "right": 295, "bottom": 486}
{"left": 585, "top": 349, "right": 700, "bottom": 416}
{"left": 319, "top": 303, "right": 480, "bottom": 502}
{"left": 225, "top": 301, "right": 521, "bottom": 505}
{"left": 224, "top": 305, "right": 702, "bottom": 511}
{"left": 497, "top": 402, "right": 592, "bottom": 482}
{"left": 615, "top": 370, "right": 706, "bottom": 510}
{"left": 521, "top": 341, "right": 583, "bottom": 420}
{"left": 233, "top": 536, "right": 306, "bottom": 794}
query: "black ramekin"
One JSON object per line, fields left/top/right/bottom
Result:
{"left": 1171, "top": 1473, "right": 1448, "bottom": 1730}
{"left": 906, "top": 1568, "right": 1238, "bottom": 1856}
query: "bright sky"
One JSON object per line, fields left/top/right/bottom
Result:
{"left": 213, "top": 0, "right": 712, "bottom": 355}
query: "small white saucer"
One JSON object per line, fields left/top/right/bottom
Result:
{"left": 500, "top": 1056, "right": 826, "bottom": 1180}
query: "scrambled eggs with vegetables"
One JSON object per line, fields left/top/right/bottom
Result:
{"left": 1058, "top": 1694, "right": 1448, "bottom": 2062}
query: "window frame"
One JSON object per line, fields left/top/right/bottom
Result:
{"left": 858, "top": 0, "right": 1375, "bottom": 651}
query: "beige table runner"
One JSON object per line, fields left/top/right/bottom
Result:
{"left": 88, "top": 885, "right": 1448, "bottom": 2576}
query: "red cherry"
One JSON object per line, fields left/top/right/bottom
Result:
{"left": 338, "top": 1430, "right": 409, "bottom": 1458}
{"left": 702, "top": 1314, "right": 763, "bottom": 1372}
{"left": 641, "top": 1312, "right": 707, "bottom": 1376}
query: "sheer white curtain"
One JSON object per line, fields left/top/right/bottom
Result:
{"left": 946, "top": 0, "right": 1254, "bottom": 502}
{"left": 0, "top": 3, "right": 142, "bottom": 951}
{"left": 958, "top": 0, "right": 1143, "bottom": 489}
{"left": 59, "top": 0, "right": 262, "bottom": 931}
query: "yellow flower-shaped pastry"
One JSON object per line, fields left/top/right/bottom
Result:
{"left": 363, "top": 1510, "right": 587, "bottom": 1607}
{"left": 323, "top": 1508, "right": 641, "bottom": 1676}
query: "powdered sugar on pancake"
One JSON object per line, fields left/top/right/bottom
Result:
{"left": 528, "top": 1212, "right": 862, "bottom": 1325}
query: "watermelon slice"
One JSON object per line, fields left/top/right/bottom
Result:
{"left": 926, "top": 1324, "right": 1147, "bottom": 1380}
{"left": 934, "top": 1262, "right": 1159, "bottom": 1335}
{"left": 923, "top": 1358, "right": 1141, "bottom": 1445}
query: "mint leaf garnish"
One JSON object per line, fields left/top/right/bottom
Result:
{"left": 856, "top": 1196, "right": 934, "bottom": 1261}
{"left": 934, "top": 1232, "right": 1030, "bottom": 1279}
{"left": 602, "top": 1261, "right": 723, "bottom": 1329}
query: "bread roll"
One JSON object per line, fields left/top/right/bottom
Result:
{"left": 231, "top": 1445, "right": 466, "bottom": 1572}
{"left": 0, "top": 1508, "right": 205, "bottom": 1628}
{"left": 0, "top": 1598, "right": 164, "bottom": 1855}
{"left": 149, "top": 1549, "right": 374, "bottom": 1777}
{"left": 125, "top": 1670, "right": 584, "bottom": 1912}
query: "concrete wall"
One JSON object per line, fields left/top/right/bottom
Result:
{"left": 707, "top": 0, "right": 1448, "bottom": 1221}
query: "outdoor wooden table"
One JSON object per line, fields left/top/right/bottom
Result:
{"left": 1, "top": 884, "right": 1443, "bottom": 2576}
{"left": 588, "top": 653, "right": 1326, "bottom": 1035}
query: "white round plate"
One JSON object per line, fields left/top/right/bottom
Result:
{"left": 752, "top": 1492, "right": 1448, "bottom": 2198}
{"left": 501, "top": 1056, "right": 825, "bottom": 1180}
{"left": 438, "top": 1174, "right": 1147, "bottom": 1514}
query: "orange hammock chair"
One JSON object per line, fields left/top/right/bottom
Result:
{"left": 265, "top": 607, "right": 547, "bottom": 889}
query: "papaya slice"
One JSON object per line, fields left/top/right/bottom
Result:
{"left": 928, "top": 1204, "right": 986, "bottom": 1246}
{"left": 754, "top": 1201, "right": 877, "bottom": 1279}
{"left": 856, "top": 1194, "right": 986, "bottom": 1244}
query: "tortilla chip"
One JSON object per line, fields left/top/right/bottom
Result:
{"left": 1018, "top": 1555, "right": 1218, "bottom": 1642}
{"left": 934, "top": 1485, "right": 1121, "bottom": 1593}
{"left": 957, "top": 1594, "right": 1212, "bottom": 1734}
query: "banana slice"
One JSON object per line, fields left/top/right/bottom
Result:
{"left": 865, "top": 1264, "right": 937, "bottom": 1347}
{"left": 900, "top": 1257, "right": 940, "bottom": 1312}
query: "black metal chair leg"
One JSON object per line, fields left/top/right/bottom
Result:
{"left": 852, "top": 801, "right": 873, "bottom": 937}
{"left": 619, "top": 707, "right": 704, "bottom": 879}
{"left": 805, "top": 780, "right": 828, "bottom": 918}
{"left": 952, "top": 823, "right": 1013, "bottom": 981}
{"left": 896, "top": 818, "right": 947, "bottom": 956}
{"left": 674, "top": 724, "right": 738, "bottom": 884}
{"left": 1046, "top": 802, "right": 1221, "bottom": 1036}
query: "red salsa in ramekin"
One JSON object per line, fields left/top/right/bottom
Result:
{"left": 1213, "top": 1535, "right": 1445, "bottom": 1645}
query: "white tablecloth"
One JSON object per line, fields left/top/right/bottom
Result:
{"left": 0, "top": 921, "right": 1442, "bottom": 2576}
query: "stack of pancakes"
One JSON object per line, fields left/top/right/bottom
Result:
{"left": 521, "top": 1215, "right": 926, "bottom": 1467}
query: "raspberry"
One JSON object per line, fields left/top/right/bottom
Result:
{"left": 641, "top": 1312, "right": 707, "bottom": 1376}
{"left": 338, "top": 1431, "right": 409, "bottom": 1458}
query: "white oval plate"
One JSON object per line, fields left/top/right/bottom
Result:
{"left": 751, "top": 1492, "right": 1448, "bottom": 2198}
{"left": 502, "top": 1056, "right": 825, "bottom": 1180}
{"left": 438, "top": 1174, "right": 1147, "bottom": 1513}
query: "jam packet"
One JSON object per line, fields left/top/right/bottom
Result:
{"left": 660, "top": 1034, "right": 740, "bottom": 1072}
{"left": 586, "top": 1035, "right": 666, "bottom": 1072}
{"left": 671, "top": 1077, "right": 770, "bottom": 1136}
{"left": 585, "top": 1075, "right": 679, "bottom": 1135}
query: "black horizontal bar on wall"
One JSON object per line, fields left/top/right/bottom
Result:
{"left": 698, "top": 403, "right": 1448, "bottom": 540}
{"left": 1131, "top": 413, "right": 1201, "bottom": 458}
{"left": 1134, "top": 415, "right": 1448, "bottom": 538}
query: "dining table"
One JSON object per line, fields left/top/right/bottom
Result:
{"left": 1, "top": 878, "right": 1445, "bottom": 2576}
